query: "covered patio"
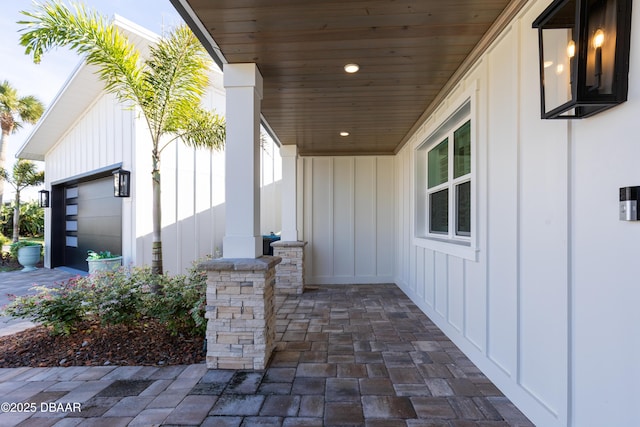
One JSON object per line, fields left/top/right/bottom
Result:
{"left": 166, "top": 1, "right": 640, "bottom": 426}
{"left": 0, "top": 282, "right": 531, "bottom": 426}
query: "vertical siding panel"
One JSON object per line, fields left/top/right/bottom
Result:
{"left": 424, "top": 250, "right": 435, "bottom": 308}
{"left": 160, "top": 140, "right": 178, "bottom": 272}
{"left": 195, "top": 147, "right": 214, "bottom": 257}
{"left": 464, "top": 259, "right": 487, "bottom": 351}
{"left": 377, "top": 157, "right": 394, "bottom": 277}
{"left": 99, "top": 97, "right": 106, "bottom": 167}
{"left": 176, "top": 143, "right": 197, "bottom": 273}
{"left": 105, "top": 97, "right": 115, "bottom": 166}
{"left": 416, "top": 246, "right": 425, "bottom": 298}
{"left": 409, "top": 245, "right": 417, "bottom": 293}
{"left": 333, "top": 157, "right": 355, "bottom": 277}
{"left": 434, "top": 252, "right": 448, "bottom": 317}
{"left": 311, "top": 158, "right": 333, "bottom": 279}
{"left": 355, "top": 157, "right": 376, "bottom": 277}
{"left": 303, "top": 157, "right": 313, "bottom": 277}
{"left": 486, "top": 30, "right": 518, "bottom": 376}
{"left": 403, "top": 150, "right": 411, "bottom": 286}
{"left": 448, "top": 257, "right": 464, "bottom": 332}
{"left": 517, "top": 8, "right": 567, "bottom": 419}
{"left": 394, "top": 154, "right": 403, "bottom": 286}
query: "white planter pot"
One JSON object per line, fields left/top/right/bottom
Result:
{"left": 17, "top": 245, "right": 42, "bottom": 272}
{"left": 87, "top": 256, "right": 123, "bottom": 275}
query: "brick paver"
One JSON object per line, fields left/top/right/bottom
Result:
{"left": 0, "top": 283, "right": 534, "bottom": 426}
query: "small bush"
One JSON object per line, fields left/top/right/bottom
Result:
{"left": 1, "top": 201, "right": 44, "bottom": 238}
{"left": 144, "top": 262, "right": 208, "bottom": 336}
{"left": 1, "top": 260, "right": 209, "bottom": 336}
{"left": 3, "top": 278, "right": 90, "bottom": 335}
{"left": 90, "top": 268, "right": 148, "bottom": 326}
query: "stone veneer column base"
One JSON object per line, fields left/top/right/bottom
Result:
{"left": 271, "top": 241, "right": 307, "bottom": 309}
{"left": 200, "top": 256, "right": 281, "bottom": 370}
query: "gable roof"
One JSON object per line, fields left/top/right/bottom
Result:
{"left": 17, "top": 15, "right": 159, "bottom": 161}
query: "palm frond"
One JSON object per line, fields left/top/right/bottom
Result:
{"left": 0, "top": 160, "right": 45, "bottom": 191}
{"left": 19, "top": 0, "right": 147, "bottom": 109}
{"left": 142, "top": 25, "right": 212, "bottom": 140}
{"left": 163, "top": 107, "right": 225, "bottom": 152}
{"left": 0, "top": 81, "right": 44, "bottom": 132}
{"left": 0, "top": 81, "right": 19, "bottom": 113}
{"left": 18, "top": 96, "right": 45, "bottom": 124}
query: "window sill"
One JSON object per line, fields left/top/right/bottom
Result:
{"left": 413, "top": 236, "right": 478, "bottom": 261}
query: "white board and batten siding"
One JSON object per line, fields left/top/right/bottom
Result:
{"left": 391, "top": 1, "right": 640, "bottom": 426}
{"left": 45, "top": 68, "right": 283, "bottom": 275}
{"left": 302, "top": 156, "right": 395, "bottom": 285}
{"left": 44, "top": 92, "right": 135, "bottom": 266}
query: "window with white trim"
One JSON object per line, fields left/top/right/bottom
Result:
{"left": 415, "top": 96, "right": 476, "bottom": 260}
{"left": 427, "top": 119, "right": 471, "bottom": 239}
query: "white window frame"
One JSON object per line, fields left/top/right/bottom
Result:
{"left": 414, "top": 88, "right": 478, "bottom": 261}
{"left": 426, "top": 118, "right": 471, "bottom": 240}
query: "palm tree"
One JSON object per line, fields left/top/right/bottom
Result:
{"left": 0, "top": 81, "right": 45, "bottom": 208}
{"left": 0, "top": 159, "right": 45, "bottom": 243}
{"left": 19, "top": 1, "right": 226, "bottom": 275}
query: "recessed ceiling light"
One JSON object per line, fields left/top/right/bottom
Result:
{"left": 344, "top": 63, "right": 359, "bottom": 73}
{"left": 340, "top": 131, "right": 350, "bottom": 137}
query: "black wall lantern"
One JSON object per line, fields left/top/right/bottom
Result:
{"left": 38, "top": 189, "right": 50, "bottom": 208}
{"left": 112, "top": 169, "right": 131, "bottom": 197}
{"left": 532, "top": 0, "right": 632, "bottom": 119}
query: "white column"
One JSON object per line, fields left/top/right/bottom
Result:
{"left": 223, "top": 63, "right": 263, "bottom": 258}
{"left": 280, "top": 145, "right": 299, "bottom": 241}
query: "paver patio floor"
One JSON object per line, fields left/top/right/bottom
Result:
{"left": 0, "top": 279, "right": 534, "bottom": 426}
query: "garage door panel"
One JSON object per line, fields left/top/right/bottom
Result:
{"left": 78, "top": 198, "right": 123, "bottom": 217}
{"left": 60, "top": 176, "right": 122, "bottom": 271}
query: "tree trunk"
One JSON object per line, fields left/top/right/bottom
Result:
{"left": 0, "top": 129, "right": 10, "bottom": 208}
{"left": 12, "top": 190, "right": 20, "bottom": 243}
{"left": 151, "top": 152, "right": 163, "bottom": 275}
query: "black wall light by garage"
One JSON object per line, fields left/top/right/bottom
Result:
{"left": 532, "top": 0, "right": 633, "bottom": 119}
{"left": 112, "top": 169, "right": 131, "bottom": 197}
{"left": 38, "top": 189, "right": 50, "bottom": 208}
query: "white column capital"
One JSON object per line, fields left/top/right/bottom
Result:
{"left": 279, "top": 144, "right": 298, "bottom": 159}
{"left": 223, "top": 63, "right": 263, "bottom": 98}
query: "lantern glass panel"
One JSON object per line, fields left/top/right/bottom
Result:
{"left": 39, "top": 190, "right": 49, "bottom": 208}
{"left": 113, "top": 173, "right": 120, "bottom": 196}
{"left": 585, "top": 0, "right": 617, "bottom": 94}
{"left": 113, "top": 170, "right": 130, "bottom": 197}
{"left": 542, "top": 27, "right": 575, "bottom": 115}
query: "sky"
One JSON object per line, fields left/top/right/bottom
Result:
{"left": 0, "top": 0, "right": 183, "bottom": 200}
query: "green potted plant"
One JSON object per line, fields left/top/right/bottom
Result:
{"left": 10, "top": 240, "right": 42, "bottom": 271}
{"left": 86, "top": 250, "right": 122, "bottom": 274}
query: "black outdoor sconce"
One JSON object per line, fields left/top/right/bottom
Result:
{"left": 112, "top": 168, "right": 131, "bottom": 197}
{"left": 532, "top": 0, "right": 633, "bottom": 119}
{"left": 38, "top": 189, "right": 50, "bottom": 208}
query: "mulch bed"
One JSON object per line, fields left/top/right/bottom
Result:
{"left": 0, "top": 319, "right": 205, "bottom": 368}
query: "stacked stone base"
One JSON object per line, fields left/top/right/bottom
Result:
{"left": 200, "top": 256, "right": 281, "bottom": 370}
{"left": 272, "top": 241, "right": 307, "bottom": 310}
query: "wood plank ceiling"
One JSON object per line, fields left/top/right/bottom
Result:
{"left": 172, "top": 0, "right": 525, "bottom": 156}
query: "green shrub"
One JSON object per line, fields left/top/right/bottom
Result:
{"left": 0, "top": 232, "right": 9, "bottom": 246}
{"left": 144, "top": 262, "right": 208, "bottom": 336}
{"left": 1, "top": 260, "right": 209, "bottom": 336}
{"left": 90, "top": 268, "right": 148, "bottom": 326}
{"left": 3, "top": 279, "right": 90, "bottom": 335}
{"left": 1, "top": 201, "right": 44, "bottom": 238}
